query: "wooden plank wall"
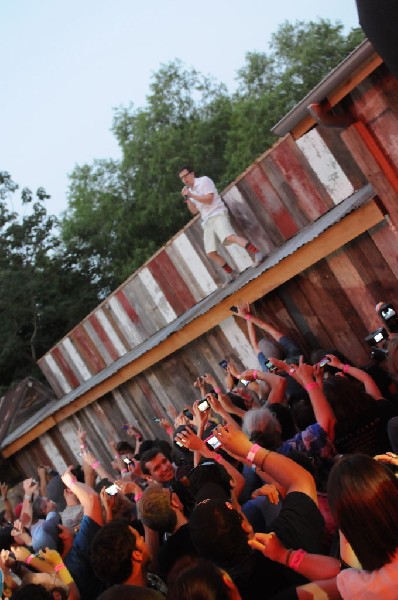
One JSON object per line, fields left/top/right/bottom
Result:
{"left": 13, "top": 220, "right": 398, "bottom": 478}
{"left": 38, "top": 130, "right": 359, "bottom": 397}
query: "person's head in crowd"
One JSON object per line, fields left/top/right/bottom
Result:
{"left": 310, "top": 348, "right": 351, "bottom": 378}
{"left": 387, "top": 334, "right": 398, "bottom": 380}
{"left": 32, "top": 496, "right": 57, "bottom": 521}
{"left": 136, "top": 440, "right": 173, "bottom": 462}
{"left": 51, "top": 588, "right": 68, "bottom": 600}
{"left": 116, "top": 441, "right": 136, "bottom": 456}
{"left": 242, "top": 407, "right": 282, "bottom": 449}
{"left": 138, "top": 484, "right": 184, "bottom": 533}
{"left": 188, "top": 499, "right": 251, "bottom": 571}
{"left": 188, "top": 460, "right": 232, "bottom": 503}
{"left": 91, "top": 520, "right": 151, "bottom": 586}
{"left": 10, "top": 584, "right": 52, "bottom": 600}
{"left": 0, "top": 523, "right": 13, "bottom": 551}
{"left": 328, "top": 454, "right": 398, "bottom": 571}
{"left": 167, "top": 556, "right": 242, "bottom": 600}
{"left": 288, "top": 393, "right": 316, "bottom": 431}
{"left": 322, "top": 376, "right": 374, "bottom": 423}
{"left": 140, "top": 449, "right": 175, "bottom": 485}
{"left": 97, "top": 584, "right": 163, "bottom": 599}
{"left": 268, "top": 404, "right": 298, "bottom": 440}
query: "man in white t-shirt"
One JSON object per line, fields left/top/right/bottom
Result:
{"left": 179, "top": 166, "right": 266, "bottom": 286}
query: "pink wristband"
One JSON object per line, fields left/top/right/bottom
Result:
{"left": 289, "top": 549, "right": 307, "bottom": 570}
{"left": 343, "top": 364, "right": 350, "bottom": 373}
{"left": 244, "top": 314, "right": 252, "bottom": 320}
{"left": 214, "top": 387, "right": 222, "bottom": 394}
{"left": 165, "top": 426, "right": 173, "bottom": 435}
{"left": 91, "top": 460, "right": 100, "bottom": 469}
{"left": 135, "top": 492, "right": 143, "bottom": 502}
{"left": 80, "top": 444, "right": 87, "bottom": 450}
{"left": 54, "top": 563, "right": 66, "bottom": 573}
{"left": 25, "top": 554, "right": 34, "bottom": 565}
{"left": 214, "top": 454, "right": 222, "bottom": 463}
{"left": 121, "top": 469, "right": 128, "bottom": 474}
{"left": 304, "top": 381, "right": 318, "bottom": 392}
{"left": 252, "top": 370, "right": 258, "bottom": 380}
{"left": 246, "top": 443, "right": 261, "bottom": 463}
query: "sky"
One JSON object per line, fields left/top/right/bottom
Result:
{"left": 1, "top": 0, "right": 361, "bottom": 217}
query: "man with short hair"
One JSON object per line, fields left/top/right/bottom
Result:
{"left": 90, "top": 520, "right": 166, "bottom": 595}
{"left": 179, "top": 166, "right": 266, "bottom": 286}
{"left": 138, "top": 484, "right": 197, "bottom": 579}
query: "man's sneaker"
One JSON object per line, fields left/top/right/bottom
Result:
{"left": 253, "top": 251, "right": 268, "bottom": 267}
{"left": 221, "top": 270, "right": 238, "bottom": 288}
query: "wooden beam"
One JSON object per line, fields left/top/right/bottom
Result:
{"left": 2, "top": 199, "right": 385, "bottom": 458}
{"left": 292, "top": 53, "right": 384, "bottom": 140}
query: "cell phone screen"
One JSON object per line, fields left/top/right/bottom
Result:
{"left": 198, "top": 399, "right": 210, "bottom": 412}
{"left": 106, "top": 484, "right": 119, "bottom": 496}
{"left": 205, "top": 435, "right": 221, "bottom": 450}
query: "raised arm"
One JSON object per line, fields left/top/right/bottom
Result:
{"left": 214, "top": 426, "right": 317, "bottom": 503}
{"left": 326, "top": 354, "right": 383, "bottom": 400}
{"left": 61, "top": 466, "right": 103, "bottom": 526}
{"left": 239, "top": 368, "right": 287, "bottom": 405}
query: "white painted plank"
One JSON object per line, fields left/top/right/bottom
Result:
{"left": 225, "top": 243, "right": 253, "bottom": 272}
{"left": 40, "top": 433, "right": 68, "bottom": 473}
{"left": 138, "top": 267, "right": 177, "bottom": 324}
{"left": 96, "top": 308, "right": 127, "bottom": 356}
{"left": 219, "top": 316, "right": 258, "bottom": 368}
{"left": 297, "top": 129, "right": 354, "bottom": 205}
{"left": 44, "top": 354, "right": 72, "bottom": 394}
{"left": 173, "top": 232, "right": 217, "bottom": 296}
{"left": 62, "top": 338, "right": 92, "bottom": 381}
{"left": 58, "top": 420, "right": 82, "bottom": 462}
{"left": 108, "top": 296, "right": 142, "bottom": 347}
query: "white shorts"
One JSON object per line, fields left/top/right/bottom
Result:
{"left": 203, "top": 213, "right": 237, "bottom": 253}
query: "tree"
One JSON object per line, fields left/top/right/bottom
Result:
{"left": 224, "top": 19, "right": 364, "bottom": 180}
{"left": 62, "top": 61, "right": 232, "bottom": 291}
{"left": 0, "top": 172, "right": 99, "bottom": 391}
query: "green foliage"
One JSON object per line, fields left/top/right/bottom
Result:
{"left": 0, "top": 172, "right": 99, "bottom": 390}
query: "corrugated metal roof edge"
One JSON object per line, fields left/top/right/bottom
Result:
{"left": 271, "top": 39, "right": 375, "bottom": 137}
{"left": 2, "top": 184, "right": 375, "bottom": 449}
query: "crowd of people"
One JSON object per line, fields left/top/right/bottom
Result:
{"left": 1, "top": 302, "right": 398, "bottom": 599}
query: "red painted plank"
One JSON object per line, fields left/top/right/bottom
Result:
{"left": 115, "top": 289, "right": 140, "bottom": 324}
{"left": 70, "top": 328, "right": 106, "bottom": 374}
{"left": 88, "top": 314, "right": 120, "bottom": 362}
{"left": 245, "top": 164, "right": 300, "bottom": 239}
{"left": 147, "top": 250, "right": 197, "bottom": 315}
{"left": 52, "top": 347, "right": 81, "bottom": 389}
{"left": 271, "top": 137, "right": 331, "bottom": 221}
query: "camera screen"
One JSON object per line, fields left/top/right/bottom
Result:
{"left": 206, "top": 435, "right": 221, "bottom": 450}
{"left": 198, "top": 399, "right": 210, "bottom": 412}
{"left": 374, "top": 332, "right": 384, "bottom": 343}
{"left": 123, "top": 457, "right": 132, "bottom": 465}
{"left": 382, "top": 307, "right": 395, "bottom": 319}
{"left": 219, "top": 359, "right": 228, "bottom": 370}
{"left": 265, "top": 361, "right": 277, "bottom": 373}
{"left": 105, "top": 484, "right": 119, "bottom": 496}
{"left": 318, "top": 357, "right": 330, "bottom": 367}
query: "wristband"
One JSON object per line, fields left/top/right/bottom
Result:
{"left": 252, "top": 370, "right": 258, "bottom": 380}
{"left": 121, "top": 468, "right": 128, "bottom": 474}
{"left": 244, "top": 314, "right": 252, "bottom": 320}
{"left": 91, "top": 460, "right": 100, "bottom": 469}
{"left": 135, "top": 491, "right": 143, "bottom": 502}
{"left": 80, "top": 444, "right": 87, "bottom": 450}
{"left": 261, "top": 449, "right": 272, "bottom": 471}
{"left": 214, "top": 387, "right": 222, "bottom": 394}
{"left": 25, "top": 554, "right": 34, "bottom": 566}
{"left": 304, "top": 381, "right": 318, "bottom": 392}
{"left": 289, "top": 549, "right": 307, "bottom": 570}
{"left": 114, "top": 454, "right": 120, "bottom": 460}
{"left": 165, "top": 426, "right": 173, "bottom": 435}
{"left": 24, "top": 494, "right": 32, "bottom": 501}
{"left": 246, "top": 443, "right": 261, "bottom": 463}
{"left": 343, "top": 364, "right": 350, "bottom": 373}
{"left": 54, "top": 563, "right": 66, "bottom": 573}
{"left": 214, "top": 454, "right": 222, "bottom": 463}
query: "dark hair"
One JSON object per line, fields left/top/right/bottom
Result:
{"left": 323, "top": 376, "right": 374, "bottom": 423}
{"left": 188, "top": 460, "right": 232, "bottom": 500}
{"left": 188, "top": 499, "right": 250, "bottom": 568}
{"left": 178, "top": 165, "right": 193, "bottom": 176}
{"left": 327, "top": 454, "right": 398, "bottom": 570}
{"left": 167, "top": 557, "right": 233, "bottom": 600}
{"left": 116, "top": 441, "right": 136, "bottom": 455}
{"left": 10, "top": 584, "right": 52, "bottom": 600}
{"left": 90, "top": 520, "right": 137, "bottom": 584}
{"left": 140, "top": 448, "right": 165, "bottom": 476}
{"left": 98, "top": 585, "right": 163, "bottom": 600}
{"left": 137, "top": 440, "right": 173, "bottom": 462}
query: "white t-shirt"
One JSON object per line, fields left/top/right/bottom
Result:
{"left": 187, "top": 176, "right": 227, "bottom": 223}
{"left": 337, "top": 551, "right": 398, "bottom": 599}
